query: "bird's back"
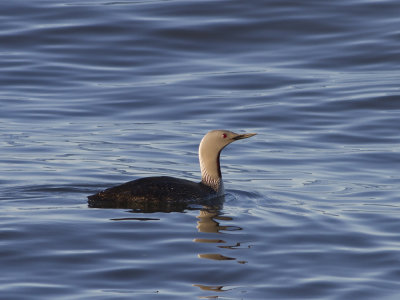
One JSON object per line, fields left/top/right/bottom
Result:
{"left": 88, "top": 176, "right": 217, "bottom": 209}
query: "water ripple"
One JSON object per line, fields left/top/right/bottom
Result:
{"left": 1, "top": 0, "right": 400, "bottom": 299}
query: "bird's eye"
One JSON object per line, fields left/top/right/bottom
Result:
{"left": 222, "top": 133, "right": 227, "bottom": 139}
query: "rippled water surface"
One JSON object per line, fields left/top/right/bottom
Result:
{"left": 1, "top": 0, "right": 400, "bottom": 299}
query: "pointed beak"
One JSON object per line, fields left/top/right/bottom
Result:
{"left": 232, "top": 132, "right": 257, "bottom": 140}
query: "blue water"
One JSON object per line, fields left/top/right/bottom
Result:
{"left": 1, "top": 0, "right": 400, "bottom": 299}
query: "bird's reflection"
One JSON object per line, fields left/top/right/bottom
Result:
{"left": 107, "top": 196, "right": 246, "bottom": 298}
{"left": 195, "top": 208, "right": 226, "bottom": 233}
{"left": 191, "top": 205, "right": 248, "bottom": 297}
{"left": 109, "top": 197, "right": 244, "bottom": 263}
{"left": 194, "top": 207, "right": 244, "bottom": 262}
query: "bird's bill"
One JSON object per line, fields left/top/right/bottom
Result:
{"left": 232, "top": 133, "right": 257, "bottom": 140}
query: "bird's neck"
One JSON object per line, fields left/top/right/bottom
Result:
{"left": 199, "top": 145, "right": 224, "bottom": 193}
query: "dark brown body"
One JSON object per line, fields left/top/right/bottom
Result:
{"left": 88, "top": 176, "right": 219, "bottom": 211}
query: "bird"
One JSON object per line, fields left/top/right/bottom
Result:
{"left": 88, "top": 130, "right": 256, "bottom": 209}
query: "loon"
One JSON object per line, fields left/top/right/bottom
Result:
{"left": 88, "top": 130, "right": 256, "bottom": 209}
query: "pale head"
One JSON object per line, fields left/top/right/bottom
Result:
{"left": 198, "top": 130, "right": 256, "bottom": 192}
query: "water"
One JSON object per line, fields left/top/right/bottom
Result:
{"left": 1, "top": 0, "right": 400, "bottom": 299}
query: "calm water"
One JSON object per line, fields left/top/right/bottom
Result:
{"left": 1, "top": 0, "right": 400, "bottom": 299}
